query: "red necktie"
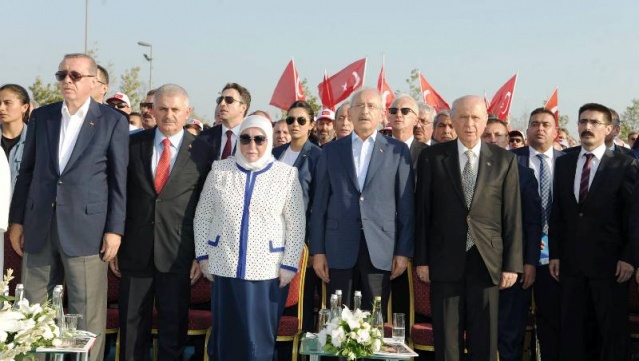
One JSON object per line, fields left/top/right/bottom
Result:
{"left": 579, "top": 153, "right": 594, "bottom": 203}
{"left": 155, "top": 138, "right": 171, "bottom": 193}
{"left": 221, "top": 130, "right": 233, "bottom": 160}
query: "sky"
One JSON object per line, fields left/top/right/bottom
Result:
{"left": 3, "top": 0, "right": 639, "bottom": 135}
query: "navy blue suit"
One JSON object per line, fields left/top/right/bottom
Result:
{"left": 310, "top": 133, "right": 414, "bottom": 312}
{"left": 511, "top": 146, "right": 564, "bottom": 361}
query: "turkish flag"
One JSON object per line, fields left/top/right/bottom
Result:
{"left": 317, "top": 58, "right": 366, "bottom": 109}
{"left": 418, "top": 72, "right": 450, "bottom": 112}
{"left": 377, "top": 64, "right": 395, "bottom": 109}
{"left": 269, "top": 59, "right": 305, "bottom": 111}
{"left": 488, "top": 73, "right": 518, "bottom": 121}
{"left": 544, "top": 88, "right": 559, "bottom": 127}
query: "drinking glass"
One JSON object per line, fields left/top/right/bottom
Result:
{"left": 392, "top": 313, "right": 405, "bottom": 343}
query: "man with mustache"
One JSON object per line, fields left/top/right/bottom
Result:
{"left": 415, "top": 104, "right": 436, "bottom": 145}
{"left": 140, "top": 89, "right": 157, "bottom": 130}
{"left": 315, "top": 108, "right": 336, "bottom": 147}
{"left": 432, "top": 111, "right": 457, "bottom": 143}
{"left": 334, "top": 102, "right": 353, "bottom": 139}
{"left": 549, "top": 103, "right": 638, "bottom": 360}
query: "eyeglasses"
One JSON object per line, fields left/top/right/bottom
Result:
{"left": 578, "top": 119, "right": 608, "bottom": 127}
{"left": 55, "top": 70, "right": 95, "bottom": 82}
{"left": 216, "top": 96, "right": 243, "bottom": 105}
{"left": 509, "top": 138, "right": 523, "bottom": 144}
{"left": 388, "top": 107, "right": 417, "bottom": 116}
{"left": 109, "top": 103, "right": 129, "bottom": 110}
{"left": 417, "top": 118, "right": 433, "bottom": 126}
{"left": 140, "top": 102, "right": 153, "bottom": 109}
{"left": 239, "top": 134, "right": 267, "bottom": 146}
{"left": 285, "top": 116, "right": 308, "bottom": 126}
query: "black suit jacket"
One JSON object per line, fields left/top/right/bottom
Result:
{"left": 518, "top": 165, "right": 542, "bottom": 265}
{"left": 415, "top": 140, "right": 523, "bottom": 285}
{"left": 118, "top": 129, "right": 207, "bottom": 275}
{"left": 190, "top": 124, "right": 237, "bottom": 174}
{"left": 410, "top": 140, "right": 428, "bottom": 170}
{"left": 549, "top": 148, "right": 638, "bottom": 277}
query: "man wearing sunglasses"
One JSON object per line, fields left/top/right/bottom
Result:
{"left": 9, "top": 53, "right": 129, "bottom": 361}
{"left": 191, "top": 83, "right": 251, "bottom": 173}
{"left": 508, "top": 130, "right": 526, "bottom": 149}
{"left": 106, "top": 92, "right": 132, "bottom": 115}
{"left": 389, "top": 94, "right": 427, "bottom": 170}
{"left": 310, "top": 88, "right": 414, "bottom": 320}
{"left": 140, "top": 89, "right": 157, "bottom": 130}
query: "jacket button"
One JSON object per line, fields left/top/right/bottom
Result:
{"left": 579, "top": 213, "right": 583, "bottom": 217}
{"left": 359, "top": 196, "right": 364, "bottom": 202}
{"left": 467, "top": 216, "right": 471, "bottom": 221}
{"left": 58, "top": 180, "right": 63, "bottom": 185}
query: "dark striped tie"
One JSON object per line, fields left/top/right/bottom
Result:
{"left": 579, "top": 153, "right": 594, "bottom": 203}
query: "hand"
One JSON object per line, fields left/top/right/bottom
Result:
{"left": 279, "top": 268, "right": 297, "bottom": 288}
{"left": 9, "top": 224, "right": 24, "bottom": 257}
{"left": 615, "top": 260, "right": 634, "bottom": 283}
{"left": 190, "top": 260, "right": 202, "bottom": 285}
{"left": 100, "top": 232, "right": 121, "bottom": 262}
{"left": 521, "top": 264, "right": 536, "bottom": 289}
{"left": 416, "top": 265, "right": 430, "bottom": 283}
{"left": 199, "top": 260, "right": 214, "bottom": 282}
{"left": 549, "top": 259, "right": 560, "bottom": 282}
{"left": 109, "top": 257, "right": 121, "bottom": 278}
{"left": 500, "top": 272, "right": 518, "bottom": 289}
{"left": 390, "top": 256, "right": 409, "bottom": 280}
{"left": 312, "top": 254, "right": 330, "bottom": 283}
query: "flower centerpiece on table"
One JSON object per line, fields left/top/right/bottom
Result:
{"left": 317, "top": 306, "right": 382, "bottom": 360}
{"left": 0, "top": 269, "right": 62, "bottom": 361}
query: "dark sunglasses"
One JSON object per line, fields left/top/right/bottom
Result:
{"left": 109, "top": 103, "right": 129, "bottom": 110}
{"left": 388, "top": 107, "right": 417, "bottom": 116}
{"left": 239, "top": 134, "right": 267, "bottom": 146}
{"left": 285, "top": 116, "right": 308, "bottom": 126}
{"left": 139, "top": 102, "right": 153, "bottom": 109}
{"left": 55, "top": 70, "right": 95, "bottom": 82}
{"left": 216, "top": 96, "right": 243, "bottom": 105}
{"left": 509, "top": 138, "right": 523, "bottom": 144}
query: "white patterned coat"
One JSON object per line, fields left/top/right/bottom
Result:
{"left": 194, "top": 158, "right": 305, "bottom": 280}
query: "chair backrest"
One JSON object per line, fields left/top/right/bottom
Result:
{"left": 191, "top": 275, "right": 212, "bottom": 305}
{"left": 284, "top": 245, "right": 308, "bottom": 309}
{"left": 107, "top": 268, "right": 120, "bottom": 304}
{"left": 407, "top": 262, "right": 432, "bottom": 328}
{"left": 629, "top": 275, "right": 639, "bottom": 314}
{"left": 4, "top": 234, "right": 22, "bottom": 294}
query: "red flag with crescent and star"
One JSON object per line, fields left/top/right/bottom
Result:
{"left": 488, "top": 73, "right": 518, "bottom": 121}
{"left": 418, "top": 72, "right": 450, "bottom": 112}
{"left": 269, "top": 59, "right": 305, "bottom": 111}
{"left": 544, "top": 88, "right": 559, "bottom": 127}
{"left": 377, "top": 64, "right": 395, "bottom": 109}
{"left": 318, "top": 58, "right": 366, "bottom": 109}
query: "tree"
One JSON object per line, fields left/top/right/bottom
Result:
{"left": 119, "top": 66, "right": 144, "bottom": 111}
{"left": 402, "top": 68, "right": 421, "bottom": 100}
{"left": 620, "top": 98, "right": 639, "bottom": 140}
{"left": 29, "top": 76, "right": 63, "bottom": 106}
{"left": 558, "top": 115, "right": 569, "bottom": 128}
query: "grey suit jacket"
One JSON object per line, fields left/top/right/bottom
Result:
{"left": 309, "top": 133, "right": 415, "bottom": 271}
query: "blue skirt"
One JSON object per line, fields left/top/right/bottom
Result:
{"left": 208, "top": 276, "right": 283, "bottom": 361}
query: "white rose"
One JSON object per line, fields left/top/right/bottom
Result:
{"left": 0, "top": 311, "right": 26, "bottom": 332}
{"left": 331, "top": 327, "right": 345, "bottom": 348}
{"left": 0, "top": 330, "right": 7, "bottom": 342}
{"left": 356, "top": 328, "right": 371, "bottom": 344}
{"left": 317, "top": 329, "right": 328, "bottom": 346}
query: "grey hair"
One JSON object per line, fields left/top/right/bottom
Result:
{"left": 349, "top": 88, "right": 382, "bottom": 107}
{"left": 153, "top": 84, "right": 190, "bottom": 107}
{"left": 418, "top": 103, "right": 436, "bottom": 119}
{"left": 390, "top": 94, "right": 418, "bottom": 110}
{"left": 61, "top": 53, "right": 97, "bottom": 75}
{"left": 434, "top": 110, "right": 451, "bottom": 126}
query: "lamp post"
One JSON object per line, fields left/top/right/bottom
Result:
{"left": 137, "top": 41, "right": 153, "bottom": 90}
{"left": 84, "top": 0, "right": 89, "bottom": 53}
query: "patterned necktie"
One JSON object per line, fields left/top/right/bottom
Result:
{"left": 155, "top": 138, "right": 171, "bottom": 193}
{"left": 536, "top": 154, "right": 551, "bottom": 234}
{"left": 579, "top": 153, "right": 594, "bottom": 203}
{"left": 221, "top": 130, "right": 233, "bottom": 160}
{"left": 462, "top": 150, "right": 477, "bottom": 251}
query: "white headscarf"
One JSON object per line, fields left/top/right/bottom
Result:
{"left": 234, "top": 115, "right": 275, "bottom": 171}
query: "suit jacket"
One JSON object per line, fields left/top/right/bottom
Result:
{"left": 309, "top": 134, "right": 415, "bottom": 271}
{"left": 414, "top": 140, "right": 523, "bottom": 285}
{"left": 549, "top": 148, "right": 638, "bottom": 277}
{"left": 9, "top": 100, "right": 128, "bottom": 257}
{"left": 272, "top": 141, "right": 322, "bottom": 213}
{"left": 190, "top": 124, "right": 235, "bottom": 174}
{"left": 118, "top": 129, "right": 207, "bottom": 275}
{"left": 410, "top": 140, "right": 428, "bottom": 170}
{"left": 518, "top": 165, "right": 542, "bottom": 265}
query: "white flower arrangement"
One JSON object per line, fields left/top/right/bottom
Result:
{"left": 317, "top": 306, "right": 382, "bottom": 360}
{"left": 0, "top": 269, "right": 62, "bottom": 361}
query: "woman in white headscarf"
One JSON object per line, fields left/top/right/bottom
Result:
{"left": 194, "top": 115, "right": 305, "bottom": 361}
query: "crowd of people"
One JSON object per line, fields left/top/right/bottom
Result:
{"left": 2, "top": 52, "right": 639, "bottom": 361}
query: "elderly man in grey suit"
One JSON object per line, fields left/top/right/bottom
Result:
{"left": 310, "top": 88, "right": 415, "bottom": 314}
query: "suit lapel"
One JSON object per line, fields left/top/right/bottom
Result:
{"left": 473, "top": 143, "right": 495, "bottom": 208}
{"left": 140, "top": 129, "right": 156, "bottom": 189}
{"left": 585, "top": 149, "right": 613, "bottom": 202}
{"left": 442, "top": 141, "right": 466, "bottom": 205}
{"left": 293, "top": 142, "right": 310, "bottom": 169}
{"left": 45, "top": 103, "right": 63, "bottom": 175}
{"left": 342, "top": 137, "right": 359, "bottom": 191}
{"left": 564, "top": 152, "right": 578, "bottom": 205}
{"left": 362, "top": 135, "right": 388, "bottom": 190}
{"left": 517, "top": 147, "right": 529, "bottom": 168}
{"left": 62, "top": 100, "right": 100, "bottom": 175}
{"left": 161, "top": 132, "right": 194, "bottom": 193}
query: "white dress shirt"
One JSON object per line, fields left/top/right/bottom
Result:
{"left": 219, "top": 124, "right": 240, "bottom": 158}
{"left": 456, "top": 139, "right": 481, "bottom": 177}
{"left": 152, "top": 129, "right": 184, "bottom": 176}
{"left": 58, "top": 98, "right": 91, "bottom": 172}
{"left": 528, "top": 146, "right": 555, "bottom": 195}
{"left": 352, "top": 130, "right": 377, "bottom": 191}
{"left": 573, "top": 144, "right": 606, "bottom": 202}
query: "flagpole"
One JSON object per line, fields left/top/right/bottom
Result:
{"left": 361, "top": 57, "right": 368, "bottom": 88}
{"left": 417, "top": 70, "right": 423, "bottom": 103}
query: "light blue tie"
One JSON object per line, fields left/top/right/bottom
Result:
{"left": 536, "top": 154, "right": 551, "bottom": 235}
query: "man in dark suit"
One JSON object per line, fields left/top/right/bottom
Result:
{"left": 414, "top": 95, "right": 523, "bottom": 361}
{"left": 111, "top": 84, "right": 205, "bottom": 361}
{"left": 549, "top": 103, "right": 638, "bottom": 361}
{"left": 190, "top": 83, "right": 250, "bottom": 173}
{"left": 482, "top": 118, "right": 542, "bottom": 361}
{"left": 9, "top": 53, "right": 128, "bottom": 361}
{"left": 512, "top": 108, "right": 564, "bottom": 361}
{"left": 310, "top": 88, "right": 414, "bottom": 315}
